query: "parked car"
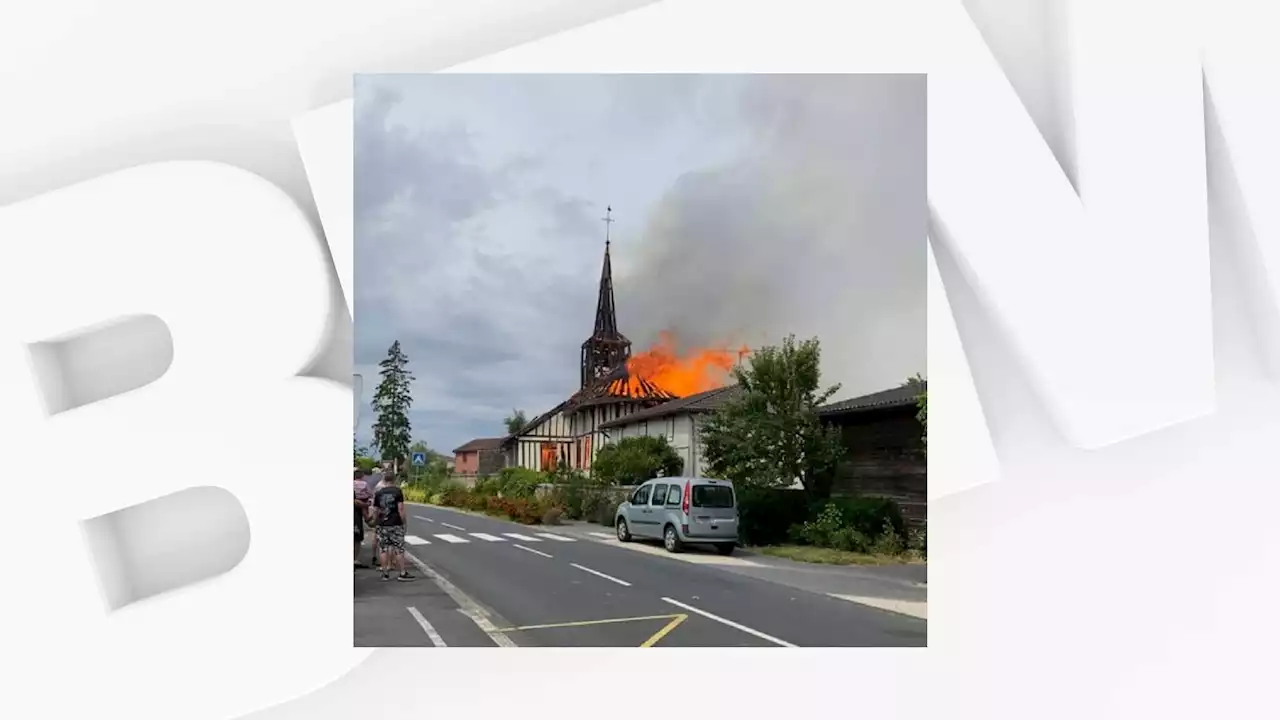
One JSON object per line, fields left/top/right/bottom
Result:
{"left": 614, "top": 476, "right": 739, "bottom": 555}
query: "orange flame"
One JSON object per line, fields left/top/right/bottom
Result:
{"left": 626, "top": 330, "right": 749, "bottom": 397}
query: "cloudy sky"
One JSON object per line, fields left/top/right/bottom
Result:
{"left": 354, "top": 74, "right": 925, "bottom": 455}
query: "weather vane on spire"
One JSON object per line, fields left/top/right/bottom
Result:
{"left": 602, "top": 205, "right": 614, "bottom": 246}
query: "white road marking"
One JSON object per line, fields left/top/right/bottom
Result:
{"left": 413, "top": 515, "right": 435, "bottom": 523}
{"left": 513, "top": 544, "right": 553, "bottom": 558}
{"left": 503, "top": 533, "right": 540, "bottom": 542}
{"left": 534, "top": 532, "right": 575, "bottom": 542}
{"left": 570, "top": 563, "right": 632, "bottom": 587}
{"left": 404, "top": 551, "right": 517, "bottom": 648}
{"left": 434, "top": 534, "right": 468, "bottom": 544}
{"left": 660, "top": 597, "right": 797, "bottom": 647}
{"left": 441, "top": 522, "right": 467, "bottom": 532}
{"left": 404, "top": 535, "right": 431, "bottom": 546}
{"left": 829, "top": 594, "right": 928, "bottom": 620}
{"left": 469, "top": 532, "right": 505, "bottom": 542}
{"left": 589, "top": 532, "right": 616, "bottom": 539}
{"left": 456, "top": 607, "right": 517, "bottom": 648}
{"left": 406, "top": 606, "right": 447, "bottom": 647}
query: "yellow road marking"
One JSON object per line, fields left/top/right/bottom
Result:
{"left": 493, "top": 613, "right": 683, "bottom": 633}
{"left": 640, "top": 614, "right": 688, "bottom": 648}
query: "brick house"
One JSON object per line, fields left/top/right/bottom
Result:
{"left": 452, "top": 437, "right": 506, "bottom": 478}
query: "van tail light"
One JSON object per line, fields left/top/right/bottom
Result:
{"left": 681, "top": 481, "right": 691, "bottom": 515}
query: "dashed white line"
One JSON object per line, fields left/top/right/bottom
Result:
{"left": 441, "top": 522, "right": 467, "bottom": 532}
{"left": 503, "top": 533, "right": 540, "bottom": 542}
{"left": 534, "top": 532, "right": 575, "bottom": 542}
{"left": 570, "top": 563, "right": 632, "bottom": 587}
{"left": 404, "top": 535, "right": 431, "bottom": 546}
{"left": 406, "top": 606, "right": 447, "bottom": 647}
{"left": 470, "top": 532, "right": 505, "bottom": 542}
{"left": 434, "top": 534, "right": 468, "bottom": 544}
{"left": 513, "top": 544, "right": 553, "bottom": 558}
{"left": 588, "top": 532, "right": 616, "bottom": 539}
{"left": 660, "top": 597, "right": 797, "bottom": 647}
{"left": 413, "top": 515, "right": 435, "bottom": 523}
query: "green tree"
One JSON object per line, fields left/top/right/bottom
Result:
{"left": 592, "top": 436, "right": 684, "bottom": 486}
{"left": 699, "top": 335, "right": 844, "bottom": 500}
{"left": 371, "top": 340, "right": 414, "bottom": 469}
{"left": 503, "top": 409, "right": 528, "bottom": 435}
{"left": 902, "top": 373, "right": 927, "bottom": 449}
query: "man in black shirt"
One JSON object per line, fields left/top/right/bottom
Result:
{"left": 373, "top": 473, "right": 414, "bottom": 581}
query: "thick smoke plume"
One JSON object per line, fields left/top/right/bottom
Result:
{"left": 613, "top": 74, "right": 927, "bottom": 397}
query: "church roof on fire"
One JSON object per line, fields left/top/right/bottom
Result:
{"left": 566, "top": 363, "right": 678, "bottom": 409}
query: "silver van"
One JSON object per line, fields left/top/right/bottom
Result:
{"left": 615, "top": 476, "right": 739, "bottom": 555}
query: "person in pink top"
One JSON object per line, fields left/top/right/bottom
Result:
{"left": 354, "top": 468, "right": 372, "bottom": 568}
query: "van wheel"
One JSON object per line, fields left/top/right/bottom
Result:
{"left": 616, "top": 518, "right": 632, "bottom": 542}
{"left": 715, "top": 543, "right": 736, "bottom": 556}
{"left": 663, "top": 525, "right": 684, "bottom": 553}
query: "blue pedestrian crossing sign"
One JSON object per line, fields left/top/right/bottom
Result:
{"left": 411, "top": 452, "right": 426, "bottom": 466}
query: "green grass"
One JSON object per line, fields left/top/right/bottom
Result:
{"left": 756, "top": 544, "right": 921, "bottom": 566}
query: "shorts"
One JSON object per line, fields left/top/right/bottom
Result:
{"left": 376, "top": 525, "right": 406, "bottom": 553}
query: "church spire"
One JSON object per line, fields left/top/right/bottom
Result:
{"left": 593, "top": 206, "right": 620, "bottom": 337}
{"left": 580, "top": 205, "right": 632, "bottom": 388}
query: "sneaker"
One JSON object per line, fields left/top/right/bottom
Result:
{"left": 381, "top": 572, "right": 391, "bottom": 581}
{"left": 397, "top": 572, "right": 415, "bottom": 582}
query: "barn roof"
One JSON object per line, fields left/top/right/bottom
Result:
{"left": 598, "top": 384, "right": 743, "bottom": 429}
{"left": 452, "top": 437, "right": 507, "bottom": 454}
{"left": 816, "top": 382, "right": 926, "bottom": 417}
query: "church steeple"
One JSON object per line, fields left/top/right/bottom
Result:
{"left": 580, "top": 206, "right": 632, "bottom": 388}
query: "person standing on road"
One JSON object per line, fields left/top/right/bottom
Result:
{"left": 354, "top": 469, "right": 373, "bottom": 568}
{"left": 367, "top": 468, "right": 388, "bottom": 563}
{"left": 373, "top": 472, "right": 414, "bottom": 582}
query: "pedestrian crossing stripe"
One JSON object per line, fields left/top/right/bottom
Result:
{"left": 399, "top": 531, "right": 582, "bottom": 545}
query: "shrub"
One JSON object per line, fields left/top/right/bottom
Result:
{"left": 401, "top": 486, "right": 429, "bottom": 504}
{"left": 829, "top": 496, "right": 906, "bottom": 541}
{"left": 736, "top": 487, "right": 811, "bottom": 546}
{"left": 871, "top": 518, "right": 905, "bottom": 556}
{"left": 542, "top": 506, "right": 564, "bottom": 526}
{"left": 464, "top": 491, "right": 489, "bottom": 512}
{"left": 496, "top": 467, "right": 544, "bottom": 499}
{"left": 592, "top": 436, "right": 683, "bottom": 486}
{"left": 909, "top": 523, "right": 927, "bottom": 560}
{"left": 472, "top": 476, "right": 501, "bottom": 498}
{"left": 828, "top": 527, "right": 870, "bottom": 553}
{"left": 439, "top": 486, "right": 469, "bottom": 508}
{"left": 792, "top": 503, "right": 848, "bottom": 547}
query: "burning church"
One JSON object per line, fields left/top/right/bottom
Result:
{"left": 500, "top": 209, "right": 682, "bottom": 473}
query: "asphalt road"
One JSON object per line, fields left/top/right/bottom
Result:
{"left": 353, "top": 503, "right": 927, "bottom": 648}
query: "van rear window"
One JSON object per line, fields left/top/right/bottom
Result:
{"left": 692, "top": 485, "right": 734, "bottom": 508}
